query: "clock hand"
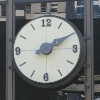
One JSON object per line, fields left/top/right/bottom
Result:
{"left": 51, "top": 32, "right": 75, "bottom": 47}
{"left": 35, "top": 32, "right": 75, "bottom": 55}
{"left": 35, "top": 43, "right": 52, "bottom": 55}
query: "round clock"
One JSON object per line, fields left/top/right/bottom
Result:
{"left": 14, "top": 15, "right": 85, "bottom": 89}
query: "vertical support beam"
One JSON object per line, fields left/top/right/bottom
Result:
{"left": 84, "top": 0, "right": 94, "bottom": 100}
{"left": 6, "top": 0, "right": 15, "bottom": 100}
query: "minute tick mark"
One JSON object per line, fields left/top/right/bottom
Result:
{"left": 19, "top": 62, "right": 26, "bottom": 66}
{"left": 31, "top": 24, "right": 35, "bottom": 30}
{"left": 58, "top": 69, "right": 62, "bottom": 76}
{"left": 67, "top": 60, "right": 74, "bottom": 65}
{"left": 58, "top": 22, "right": 62, "bottom": 29}
{"left": 31, "top": 70, "right": 35, "bottom": 77}
{"left": 20, "top": 35, "right": 26, "bottom": 39}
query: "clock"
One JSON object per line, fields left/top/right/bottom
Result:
{"left": 14, "top": 15, "right": 85, "bottom": 89}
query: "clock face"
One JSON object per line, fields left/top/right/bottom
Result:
{"left": 14, "top": 16, "right": 85, "bottom": 89}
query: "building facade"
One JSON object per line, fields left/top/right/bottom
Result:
{"left": 0, "top": 0, "right": 100, "bottom": 21}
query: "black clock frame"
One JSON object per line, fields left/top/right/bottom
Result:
{"left": 13, "top": 15, "right": 86, "bottom": 89}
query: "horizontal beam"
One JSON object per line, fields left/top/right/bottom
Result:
{"left": 62, "top": 84, "right": 100, "bottom": 93}
{"left": 15, "top": 0, "right": 66, "bottom": 3}
{"left": 77, "top": 75, "right": 100, "bottom": 82}
{"left": 0, "top": 0, "right": 80, "bottom": 4}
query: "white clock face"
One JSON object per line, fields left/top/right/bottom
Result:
{"left": 14, "top": 16, "right": 85, "bottom": 88}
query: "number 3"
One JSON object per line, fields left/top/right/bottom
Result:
{"left": 73, "top": 45, "right": 77, "bottom": 53}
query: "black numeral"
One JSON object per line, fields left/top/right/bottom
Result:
{"left": 43, "top": 73, "right": 49, "bottom": 81}
{"left": 15, "top": 47, "right": 21, "bottom": 55}
{"left": 73, "top": 45, "right": 77, "bottom": 53}
{"left": 41, "top": 19, "right": 51, "bottom": 27}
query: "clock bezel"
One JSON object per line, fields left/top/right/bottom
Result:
{"left": 14, "top": 15, "right": 86, "bottom": 89}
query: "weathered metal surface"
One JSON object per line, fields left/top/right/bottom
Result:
{"left": 6, "top": 0, "right": 15, "bottom": 100}
{"left": 84, "top": 0, "right": 94, "bottom": 100}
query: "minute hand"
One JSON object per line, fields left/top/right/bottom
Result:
{"left": 51, "top": 32, "right": 75, "bottom": 47}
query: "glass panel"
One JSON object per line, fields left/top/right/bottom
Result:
{"left": 94, "top": 0, "right": 100, "bottom": 98}
{"left": 93, "top": 0, "right": 100, "bottom": 18}
{"left": 66, "top": 1, "right": 84, "bottom": 19}
{"left": 25, "top": 4, "right": 31, "bottom": 14}
{"left": 94, "top": 0, "right": 100, "bottom": 75}
{"left": 0, "top": 4, "right": 6, "bottom": 100}
{"left": 1, "top": 5, "right": 6, "bottom": 16}
{"left": 41, "top": 2, "right": 47, "bottom": 13}
{"left": 50, "top": 2, "right": 57, "bottom": 13}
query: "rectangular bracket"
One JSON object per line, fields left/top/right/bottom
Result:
{"left": 9, "top": 66, "right": 15, "bottom": 70}
{"left": 83, "top": 64, "right": 90, "bottom": 68}
{"left": 84, "top": 36, "right": 90, "bottom": 40}
{"left": 9, "top": 38, "right": 14, "bottom": 42}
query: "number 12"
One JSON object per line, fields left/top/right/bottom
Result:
{"left": 41, "top": 19, "right": 51, "bottom": 27}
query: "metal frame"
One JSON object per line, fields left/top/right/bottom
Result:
{"left": 62, "top": 83, "right": 100, "bottom": 93}
{"left": 6, "top": 0, "right": 15, "bottom": 100}
{"left": 84, "top": 0, "right": 94, "bottom": 100}
{"left": 5, "top": 0, "right": 94, "bottom": 100}
{"left": 14, "top": 0, "right": 66, "bottom": 3}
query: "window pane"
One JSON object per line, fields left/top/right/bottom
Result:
{"left": 1, "top": 5, "right": 6, "bottom": 16}
{"left": 41, "top": 3, "right": 47, "bottom": 13}
{"left": 25, "top": 4, "right": 31, "bottom": 14}
{"left": 50, "top": 2, "right": 57, "bottom": 13}
{"left": 93, "top": 5, "right": 100, "bottom": 18}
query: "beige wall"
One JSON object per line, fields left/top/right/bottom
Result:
{"left": 31, "top": 3, "right": 41, "bottom": 14}
{"left": 25, "top": 2, "right": 66, "bottom": 19}
{"left": 16, "top": 10, "right": 24, "bottom": 16}
{"left": 47, "top": 3, "right": 51, "bottom": 13}
{"left": 57, "top": 2, "right": 66, "bottom": 12}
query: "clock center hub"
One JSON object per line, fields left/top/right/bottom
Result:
{"left": 40, "top": 43, "right": 52, "bottom": 55}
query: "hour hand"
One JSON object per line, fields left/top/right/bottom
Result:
{"left": 35, "top": 43, "right": 52, "bottom": 55}
{"left": 51, "top": 32, "right": 75, "bottom": 46}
